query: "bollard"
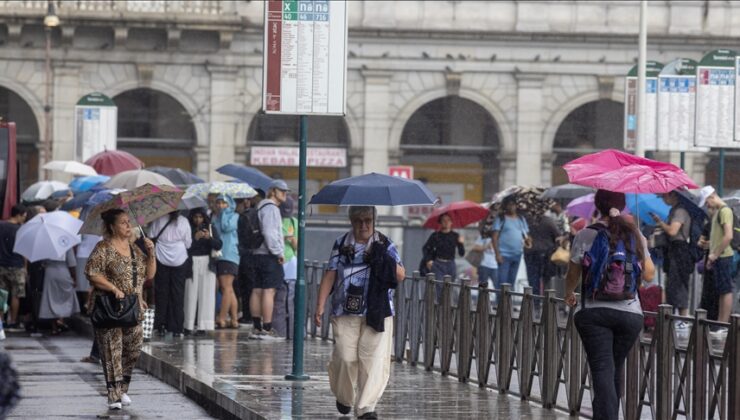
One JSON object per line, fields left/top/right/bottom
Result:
{"left": 542, "top": 290, "right": 558, "bottom": 409}
{"left": 408, "top": 271, "right": 422, "bottom": 365}
{"left": 497, "top": 283, "right": 513, "bottom": 393}
{"left": 439, "top": 275, "right": 453, "bottom": 375}
{"left": 566, "top": 295, "right": 581, "bottom": 416}
{"left": 656, "top": 304, "right": 674, "bottom": 420}
{"left": 476, "top": 282, "right": 492, "bottom": 388}
{"left": 728, "top": 314, "right": 740, "bottom": 420}
{"left": 457, "top": 284, "right": 472, "bottom": 383}
{"left": 423, "top": 273, "right": 437, "bottom": 371}
{"left": 519, "top": 287, "right": 534, "bottom": 399}
{"left": 692, "top": 309, "right": 708, "bottom": 420}
{"left": 393, "top": 272, "right": 410, "bottom": 363}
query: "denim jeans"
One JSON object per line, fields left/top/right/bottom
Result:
{"left": 574, "top": 308, "right": 643, "bottom": 420}
{"left": 478, "top": 266, "right": 498, "bottom": 288}
{"left": 432, "top": 259, "right": 457, "bottom": 300}
{"left": 524, "top": 252, "right": 550, "bottom": 295}
{"left": 498, "top": 255, "right": 521, "bottom": 288}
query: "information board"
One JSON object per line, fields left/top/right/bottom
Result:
{"left": 695, "top": 49, "right": 737, "bottom": 148}
{"left": 73, "top": 92, "right": 117, "bottom": 162}
{"left": 624, "top": 61, "right": 663, "bottom": 151}
{"left": 656, "top": 58, "right": 707, "bottom": 152}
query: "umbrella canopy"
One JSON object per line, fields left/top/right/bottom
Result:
{"left": 43, "top": 160, "right": 98, "bottom": 176}
{"left": 21, "top": 180, "right": 69, "bottom": 202}
{"left": 184, "top": 181, "right": 257, "bottom": 200}
{"left": 309, "top": 173, "right": 437, "bottom": 206}
{"left": 490, "top": 186, "right": 554, "bottom": 216}
{"left": 104, "top": 169, "right": 175, "bottom": 190}
{"left": 563, "top": 149, "right": 698, "bottom": 193}
{"left": 60, "top": 191, "right": 95, "bottom": 211}
{"left": 625, "top": 194, "right": 670, "bottom": 226}
{"left": 216, "top": 164, "right": 273, "bottom": 191}
{"left": 423, "top": 200, "right": 489, "bottom": 230}
{"left": 179, "top": 194, "right": 208, "bottom": 210}
{"left": 13, "top": 212, "right": 83, "bottom": 262}
{"left": 85, "top": 150, "right": 144, "bottom": 176}
{"left": 69, "top": 175, "right": 110, "bottom": 193}
{"left": 148, "top": 166, "right": 204, "bottom": 186}
{"left": 566, "top": 193, "right": 597, "bottom": 220}
{"left": 79, "top": 184, "right": 184, "bottom": 235}
{"left": 541, "top": 183, "right": 594, "bottom": 201}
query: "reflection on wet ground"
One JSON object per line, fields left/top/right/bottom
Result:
{"left": 141, "top": 329, "right": 569, "bottom": 419}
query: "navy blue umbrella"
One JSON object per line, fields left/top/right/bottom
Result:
{"left": 148, "top": 166, "right": 204, "bottom": 186}
{"left": 61, "top": 191, "right": 95, "bottom": 211}
{"left": 309, "top": 173, "right": 437, "bottom": 206}
{"left": 216, "top": 164, "right": 273, "bottom": 191}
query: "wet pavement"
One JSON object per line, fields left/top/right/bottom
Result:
{"left": 2, "top": 334, "right": 214, "bottom": 419}
{"left": 140, "top": 328, "right": 570, "bottom": 419}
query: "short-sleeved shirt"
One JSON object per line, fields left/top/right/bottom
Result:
{"left": 475, "top": 237, "right": 498, "bottom": 269}
{"left": 326, "top": 232, "right": 402, "bottom": 317}
{"left": 710, "top": 206, "right": 735, "bottom": 258}
{"left": 85, "top": 240, "right": 147, "bottom": 299}
{"left": 569, "top": 222, "right": 649, "bottom": 315}
{"left": 282, "top": 217, "right": 297, "bottom": 261}
{"left": 493, "top": 215, "right": 529, "bottom": 258}
{"left": 0, "top": 221, "right": 23, "bottom": 268}
{"left": 667, "top": 207, "right": 691, "bottom": 242}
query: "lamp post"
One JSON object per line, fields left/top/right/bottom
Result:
{"left": 42, "top": 0, "right": 59, "bottom": 180}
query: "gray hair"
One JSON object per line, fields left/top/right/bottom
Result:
{"left": 348, "top": 206, "right": 376, "bottom": 222}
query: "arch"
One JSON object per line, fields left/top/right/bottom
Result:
{"left": 0, "top": 77, "right": 45, "bottom": 140}
{"left": 0, "top": 82, "right": 42, "bottom": 192}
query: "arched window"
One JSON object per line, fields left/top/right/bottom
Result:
{"left": 400, "top": 96, "right": 500, "bottom": 203}
{"left": 113, "top": 88, "right": 196, "bottom": 171}
{"left": 0, "top": 87, "right": 40, "bottom": 191}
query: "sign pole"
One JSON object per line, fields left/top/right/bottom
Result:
{"left": 286, "top": 114, "right": 309, "bottom": 381}
{"left": 680, "top": 152, "right": 685, "bottom": 170}
{"left": 719, "top": 148, "right": 725, "bottom": 197}
{"left": 635, "top": 0, "right": 648, "bottom": 157}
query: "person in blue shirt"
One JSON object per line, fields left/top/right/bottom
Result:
{"left": 492, "top": 196, "right": 532, "bottom": 288}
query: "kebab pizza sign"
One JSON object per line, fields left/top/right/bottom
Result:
{"left": 250, "top": 146, "right": 346, "bottom": 168}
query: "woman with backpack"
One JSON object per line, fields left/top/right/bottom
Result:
{"left": 564, "top": 189, "right": 655, "bottom": 420}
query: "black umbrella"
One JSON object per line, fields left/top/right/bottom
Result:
{"left": 148, "top": 166, "right": 204, "bottom": 186}
{"left": 541, "top": 183, "right": 594, "bottom": 201}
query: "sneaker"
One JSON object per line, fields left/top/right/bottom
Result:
{"left": 259, "top": 329, "right": 284, "bottom": 341}
{"left": 358, "top": 412, "right": 378, "bottom": 419}
{"left": 675, "top": 321, "right": 690, "bottom": 331}
{"left": 249, "top": 329, "right": 263, "bottom": 340}
{"left": 108, "top": 401, "right": 122, "bottom": 410}
{"left": 194, "top": 330, "right": 206, "bottom": 337}
{"left": 156, "top": 327, "right": 166, "bottom": 337}
{"left": 5, "top": 323, "right": 24, "bottom": 332}
{"left": 336, "top": 400, "right": 351, "bottom": 415}
{"left": 0, "top": 329, "right": 5, "bottom": 340}
{"left": 121, "top": 393, "right": 132, "bottom": 406}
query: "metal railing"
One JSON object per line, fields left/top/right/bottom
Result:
{"left": 304, "top": 261, "right": 740, "bottom": 419}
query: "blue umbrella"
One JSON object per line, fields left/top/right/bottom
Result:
{"left": 69, "top": 175, "right": 110, "bottom": 193}
{"left": 61, "top": 191, "right": 95, "bottom": 211}
{"left": 625, "top": 193, "right": 670, "bottom": 226}
{"left": 148, "top": 166, "right": 204, "bottom": 186}
{"left": 309, "top": 173, "right": 437, "bottom": 206}
{"left": 216, "top": 164, "right": 273, "bottom": 191}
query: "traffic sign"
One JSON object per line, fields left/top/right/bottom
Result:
{"left": 389, "top": 165, "right": 413, "bottom": 179}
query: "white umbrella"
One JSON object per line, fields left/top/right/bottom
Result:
{"left": 43, "top": 160, "right": 98, "bottom": 176}
{"left": 104, "top": 169, "right": 175, "bottom": 190}
{"left": 21, "top": 180, "right": 69, "bottom": 201}
{"left": 13, "top": 212, "right": 83, "bottom": 262}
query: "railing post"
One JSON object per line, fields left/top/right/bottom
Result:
{"left": 439, "top": 275, "right": 453, "bottom": 375}
{"left": 497, "top": 283, "right": 513, "bottom": 393}
{"left": 305, "top": 260, "right": 317, "bottom": 338}
{"left": 624, "top": 332, "right": 640, "bottom": 420}
{"left": 476, "top": 282, "right": 492, "bottom": 388}
{"left": 519, "top": 286, "right": 534, "bottom": 399}
{"left": 393, "top": 272, "right": 410, "bottom": 362}
{"left": 692, "top": 309, "right": 708, "bottom": 420}
{"left": 320, "top": 261, "right": 331, "bottom": 340}
{"left": 408, "top": 272, "right": 422, "bottom": 365}
{"left": 566, "top": 295, "right": 582, "bottom": 416}
{"left": 728, "top": 314, "right": 740, "bottom": 420}
{"left": 656, "top": 304, "right": 674, "bottom": 420}
{"left": 457, "top": 284, "right": 472, "bottom": 383}
{"left": 423, "top": 273, "right": 437, "bottom": 371}
{"left": 542, "top": 289, "right": 558, "bottom": 409}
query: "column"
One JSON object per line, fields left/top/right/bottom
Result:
{"left": 499, "top": 152, "right": 517, "bottom": 189}
{"left": 361, "top": 69, "right": 392, "bottom": 174}
{"left": 52, "top": 64, "right": 80, "bottom": 180}
{"left": 514, "top": 74, "right": 546, "bottom": 186}
{"left": 207, "top": 66, "right": 239, "bottom": 181}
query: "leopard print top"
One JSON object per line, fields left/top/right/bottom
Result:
{"left": 85, "top": 240, "right": 147, "bottom": 297}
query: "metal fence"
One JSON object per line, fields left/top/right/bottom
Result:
{"left": 304, "top": 261, "right": 740, "bottom": 420}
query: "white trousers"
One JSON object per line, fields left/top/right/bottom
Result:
{"left": 184, "top": 256, "right": 216, "bottom": 331}
{"left": 329, "top": 315, "right": 393, "bottom": 416}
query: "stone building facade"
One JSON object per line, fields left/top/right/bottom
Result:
{"left": 0, "top": 0, "right": 738, "bottom": 200}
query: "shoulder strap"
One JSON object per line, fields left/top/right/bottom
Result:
{"left": 129, "top": 245, "right": 138, "bottom": 289}
{"left": 155, "top": 217, "right": 176, "bottom": 242}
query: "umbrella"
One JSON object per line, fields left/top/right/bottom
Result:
{"left": 79, "top": 184, "right": 184, "bottom": 235}
{"left": 85, "top": 150, "right": 144, "bottom": 176}
{"left": 625, "top": 194, "right": 670, "bottom": 226}
{"left": 423, "top": 200, "right": 489, "bottom": 230}
{"left": 184, "top": 181, "right": 257, "bottom": 200}
{"left": 13, "top": 212, "right": 83, "bottom": 262}
{"left": 148, "top": 166, "right": 204, "bottom": 186}
{"left": 563, "top": 149, "right": 698, "bottom": 193}
{"left": 43, "top": 160, "right": 98, "bottom": 176}
{"left": 69, "top": 175, "right": 110, "bottom": 193}
{"left": 308, "top": 173, "right": 437, "bottom": 206}
{"left": 104, "top": 169, "right": 175, "bottom": 190}
{"left": 21, "top": 180, "right": 69, "bottom": 202}
{"left": 566, "top": 193, "right": 597, "bottom": 220}
{"left": 541, "top": 183, "right": 594, "bottom": 201}
{"left": 216, "top": 164, "right": 273, "bottom": 191}
{"left": 179, "top": 194, "right": 208, "bottom": 210}
{"left": 490, "top": 186, "right": 553, "bottom": 216}
{"left": 60, "top": 191, "right": 95, "bottom": 211}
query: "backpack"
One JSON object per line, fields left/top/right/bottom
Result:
{"left": 237, "top": 203, "right": 276, "bottom": 254}
{"left": 581, "top": 224, "right": 641, "bottom": 304}
{"left": 716, "top": 206, "right": 740, "bottom": 252}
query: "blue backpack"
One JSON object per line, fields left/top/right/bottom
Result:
{"left": 581, "top": 224, "right": 641, "bottom": 304}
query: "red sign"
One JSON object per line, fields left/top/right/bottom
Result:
{"left": 264, "top": 0, "right": 282, "bottom": 111}
{"left": 388, "top": 165, "right": 413, "bottom": 179}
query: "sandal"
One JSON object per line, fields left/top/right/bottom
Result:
{"left": 215, "top": 320, "right": 227, "bottom": 330}
{"left": 228, "top": 321, "right": 240, "bottom": 329}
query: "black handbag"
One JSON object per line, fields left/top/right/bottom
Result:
{"left": 91, "top": 245, "right": 140, "bottom": 329}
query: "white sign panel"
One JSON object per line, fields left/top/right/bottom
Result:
{"left": 735, "top": 56, "right": 740, "bottom": 142}
{"left": 263, "top": 0, "right": 347, "bottom": 115}
{"left": 657, "top": 76, "right": 704, "bottom": 151}
{"left": 74, "top": 106, "right": 117, "bottom": 162}
{"left": 250, "top": 146, "right": 346, "bottom": 167}
{"left": 695, "top": 67, "right": 737, "bottom": 148}
{"left": 624, "top": 77, "right": 658, "bottom": 151}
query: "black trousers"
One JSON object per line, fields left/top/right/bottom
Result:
{"left": 154, "top": 261, "right": 188, "bottom": 334}
{"left": 239, "top": 256, "right": 255, "bottom": 318}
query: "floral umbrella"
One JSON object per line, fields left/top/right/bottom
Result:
{"left": 184, "top": 181, "right": 257, "bottom": 200}
{"left": 489, "top": 186, "right": 554, "bottom": 216}
{"left": 79, "top": 184, "right": 184, "bottom": 235}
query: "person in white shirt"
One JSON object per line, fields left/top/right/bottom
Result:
{"left": 148, "top": 211, "right": 192, "bottom": 337}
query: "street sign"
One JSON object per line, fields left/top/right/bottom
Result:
{"left": 624, "top": 61, "right": 662, "bottom": 151}
{"left": 389, "top": 165, "right": 413, "bottom": 179}
{"left": 74, "top": 92, "right": 117, "bottom": 162}
{"left": 656, "top": 58, "right": 708, "bottom": 152}
{"left": 263, "top": 0, "right": 347, "bottom": 115}
{"left": 250, "top": 146, "right": 346, "bottom": 167}
{"left": 695, "top": 49, "right": 738, "bottom": 148}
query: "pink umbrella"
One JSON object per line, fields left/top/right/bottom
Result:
{"left": 423, "top": 200, "right": 489, "bottom": 230}
{"left": 563, "top": 149, "right": 698, "bottom": 193}
{"left": 85, "top": 150, "right": 144, "bottom": 176}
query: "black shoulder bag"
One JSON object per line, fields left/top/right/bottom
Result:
{"left": 91, "top": 245, "right": 140, "bottom": 329}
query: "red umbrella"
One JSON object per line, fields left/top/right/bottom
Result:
{"left": 423, "top": 200, "right": 489, "bottom": 230}
{"left": 563, "top": 149, "right": 698, "bottom": 193}
{"left": 85, "top": 150, "right": 144, "bottom": 176}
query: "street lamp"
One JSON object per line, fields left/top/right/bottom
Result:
{"left": 42, "top": 0, "right": 59, "bottom": 180}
